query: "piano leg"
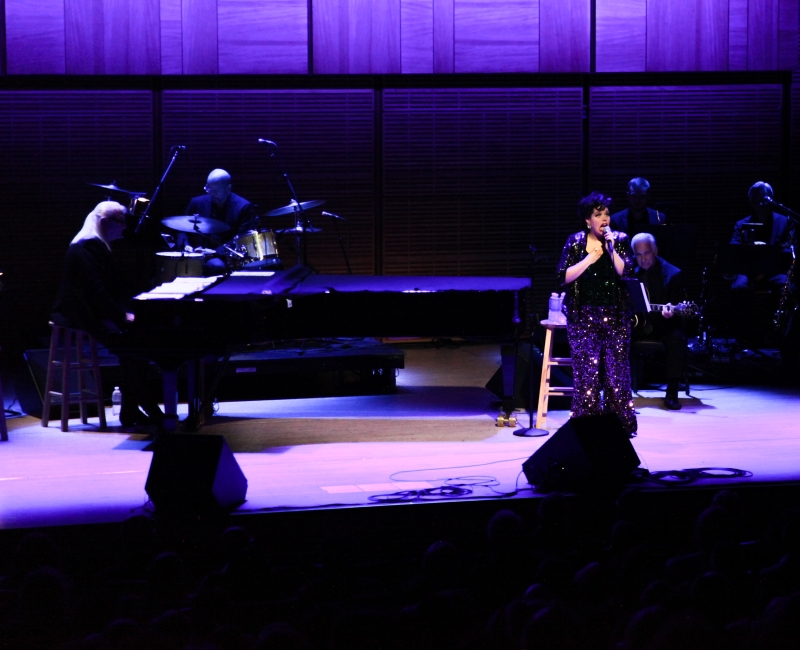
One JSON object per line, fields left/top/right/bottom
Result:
{"left": 161, "top": 367, "right": 180, "bottom": 432}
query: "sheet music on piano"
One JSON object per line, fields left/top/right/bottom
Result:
{"left": 134, "top": 275, "right": 225, "bottom": 300}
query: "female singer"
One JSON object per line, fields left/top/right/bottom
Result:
{"left": 51, "top": 201, "right": 163, "bottom": 429}
{"left": 556, "top": 192, "right": 637, "bottom": 437}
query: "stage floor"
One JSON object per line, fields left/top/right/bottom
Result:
{"left": 2, "top": 343, "right": 799, "bottom": 530}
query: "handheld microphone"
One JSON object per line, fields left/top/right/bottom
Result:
{"left": 602, "top": 225, "right": 614, "bottom": 253}
{"left": 258, "top": 139, "right": 278, "bottom": 147}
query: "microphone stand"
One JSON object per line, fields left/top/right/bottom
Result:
{"left": 261, "top": 142, "right": 310, "bottom": 267}
{"left": 514, "top": 245, "right": 550, "bottom": 438}
{"left": 135, "top": 146, "right": 183, "bottom": 234}
{"left": 328, "top": 214, "right": 352, "bottom": 274}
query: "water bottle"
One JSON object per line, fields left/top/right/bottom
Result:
{"left": 548, "top": 292, "right": 560, "bottom": 322}
{"left": 112, "top": 386, "right": 122, "bottom": 417}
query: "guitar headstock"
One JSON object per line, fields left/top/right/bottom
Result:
{"left": 674, "top": 301, "right": 699, "bottom": 318}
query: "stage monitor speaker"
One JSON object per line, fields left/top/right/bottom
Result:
{"left": 145, "top": 435, "right": 248, "bottom": 516}
{"left": 522, "top": 414, "right": 640, "bottom": 491}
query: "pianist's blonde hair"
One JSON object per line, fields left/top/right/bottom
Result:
{"left": 72, "top": 201, "right": 127, "bottom": 250}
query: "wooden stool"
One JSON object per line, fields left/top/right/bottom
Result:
{"left": 535, "top": 320, "right": 573, "bottom": 430}
{"left": 41, "top": 323, "right": 107, "bottom": 432}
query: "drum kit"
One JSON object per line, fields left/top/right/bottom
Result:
{"left": 90, "top": 181, "right": 334, "bottom": 281}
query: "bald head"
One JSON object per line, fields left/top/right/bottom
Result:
{"left": 205, "top": 169, "right": 232, "bottom": 205}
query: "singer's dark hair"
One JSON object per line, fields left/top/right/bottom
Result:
{"left": 578, "top": 192, "right": 612, "bottom": 220}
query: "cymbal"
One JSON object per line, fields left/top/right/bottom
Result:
{"left": 162, "top": 215, "right": 229, "bottom": 234}
{"left": 88, "top": 182, "right": 146, "bottom": 196}
{"left": 265, "top": 199, "right": 325, "bottom": 217}
{"left": 276, "top": 226, "right": 323, "bottom": 234}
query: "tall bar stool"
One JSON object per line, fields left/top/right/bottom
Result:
{"left": 41, "top": 323, "right": 107, "bottom": 432}
{"left": 535, "top": 320, "right": 573, "bottom": 430}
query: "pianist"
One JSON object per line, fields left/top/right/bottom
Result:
{"left": 51, "top": 201, "right": 164, "bottom": 429}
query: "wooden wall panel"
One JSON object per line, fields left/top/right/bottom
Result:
{"left": 454, "top": 0, "right": 538, "bottom": 73}
{"left": 729, "top": 0, "right": 749, "bottom": 70}
{"left": 647, "top": 0, "right": 697, "bottom": 71}
{"left": 64, "top": 0, "right": 103, "bottom": 74}
{"left": 749, "top": 0, "right": 779, "bottom": 70}
{"left": 539, "top": 0, "right": 590, "bottom": 73}
{"left": 183, "top": 0, "right": 218, "bottom": 74}
{"left": 382, "top": 88, "right": 583, "bottom": 286}
{"left": 5, "top": 0, "right": 66, "bottom": 74}
{"left": 596, "top": 0, "right": 646, "bottom": 73}
{"left": 218, "top": 0, "right": 307, "bottom": 74}
{"left": 161, "top": 90, "right": 375, "bottom": 274}
{"left": 349, "top": 0, "right": 401, "bottom": 73}
{"left": 312, "top": 0, "right": 349, "bottom": 73}
{"left": 313, "top": 0, "right": 400, "bottom": 73}
{"left": 779, "top": 0, "right": 799, "bottom": 70}
{"left": 696, "top": 0, "right": 728, "bottom": 71}
{"left": 401, "top": 0, "right": 434, "bottom": 73}
{"left": 434, "top": 0, "right": 455, "bottom": 73}
{"left": 64, "top": 0, "right": 160, "bottom": 74}
{"left": 160, "top": 0, "right": 183, "bottom": 74}
{"left": 749, "top": 0, "right": 780, "bottom": 70}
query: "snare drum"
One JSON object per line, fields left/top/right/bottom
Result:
{"left": 156, "top": 252, "right": 204, "bottom": 284}
{"left": 232, "top": 229, "right": 278, "bottom": 263}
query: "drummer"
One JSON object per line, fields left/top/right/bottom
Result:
{"left": 180, "top": 169, "right": 258, "bottom": 271}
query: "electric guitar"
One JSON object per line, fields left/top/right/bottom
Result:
{"left": 633, "top": 301, "right": 698, "bottom": 330}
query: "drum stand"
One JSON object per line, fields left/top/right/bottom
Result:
{"left": 261, "top": 141, "right": 313, "bottom": 267}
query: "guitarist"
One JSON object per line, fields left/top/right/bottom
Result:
{"left": 631, "top": 233, "right": 687, "bottom": 410}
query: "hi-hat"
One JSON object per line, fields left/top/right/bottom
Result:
{"left": 88, "top": 182, "right": 146, "bottom": 196}
{"left": 162, "top": 215, "right": 229, "bottom": 234}
{"left": 265, "top": 199, "right": 325, "bottom": 217}
{"left": 276, "top": 225, "right": 323, "bottom": 234}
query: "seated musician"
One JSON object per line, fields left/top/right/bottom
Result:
{"left": 182, "top": 169, "right": 259, "bottom": 272}
{"left": 729, "top": 181, "right": 794, "bottom": 348}
{"left": 51, "top": 201, "right": 164, "bottom": 429}
{"left": 610, "top": 177, "right": 667, "bottom": 242}
{"left": 631, "top": 232, "right": 687, "bottom": 410}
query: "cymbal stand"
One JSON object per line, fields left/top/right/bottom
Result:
{"left": 136, "top": 145, "right": 185, "bottom": 234}
{"left": 260, "top": 141, "right": 310, "bottom": 267}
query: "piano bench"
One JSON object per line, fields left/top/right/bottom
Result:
{"left": 41, "top": 323, "right": 107, "bottom": 432}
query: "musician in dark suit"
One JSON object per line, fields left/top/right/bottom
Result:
{"left": 631, "top": 233, "right": 687, "bottom": 410}
{"left": 179, "top": 168, "right": 259, "bottom": 272}
{"left": 729, "top": 181, "right": 794, "bottom": 348}
{"left": 610, "top": 177, "right": 667, "bottom": 242}
{"left": 52, "top": 201, "right": 164, "bottom": 429}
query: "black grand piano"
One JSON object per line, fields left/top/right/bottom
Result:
{"left": 130, "top": 265, "right": 530, "bottom": 430}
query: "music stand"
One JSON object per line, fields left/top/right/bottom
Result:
{"left": 716, "top": 244, "right": 789, "bottom": 278}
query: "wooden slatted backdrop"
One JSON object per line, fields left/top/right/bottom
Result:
{"left": 382, "top": 87, "right": 584, "bottom": 314}
{"left": 0, "top": 90, "right": 153, "bottom": 346}
{"left": 160, "top": 90, "right": 375, "bottom": 275}
{"left": 0, "top": 80, "right": 795, "bottom": 350}
{"left": 589, "top": 84, "right": 785, "bottom": 301}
